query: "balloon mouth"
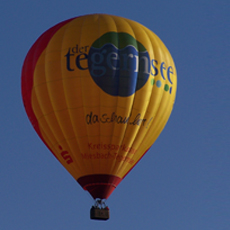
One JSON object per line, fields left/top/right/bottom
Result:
{"left": 77, "top": 174, "right": 122, "bottom": 199}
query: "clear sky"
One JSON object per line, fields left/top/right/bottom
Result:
{"left": 1, "top": 0, "right": 230, "bottom": 229}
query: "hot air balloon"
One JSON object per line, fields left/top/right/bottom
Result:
{"left": 21, "top": 14, "right": 177, "bottom": 220}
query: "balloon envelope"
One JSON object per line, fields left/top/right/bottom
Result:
{"left": 22, "top": 14, "right": 177, "bottom": 199}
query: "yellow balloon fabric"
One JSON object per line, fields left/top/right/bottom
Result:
{"left": 22, "top": 14, "right": 177, "bottom": 199}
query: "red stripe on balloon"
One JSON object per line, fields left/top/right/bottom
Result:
{"left": 21, "top": 18, "right": 75, "bottom": 159}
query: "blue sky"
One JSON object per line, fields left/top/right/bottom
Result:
{"left": 1, "top": 0, "right": 230, "bottom": 229}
